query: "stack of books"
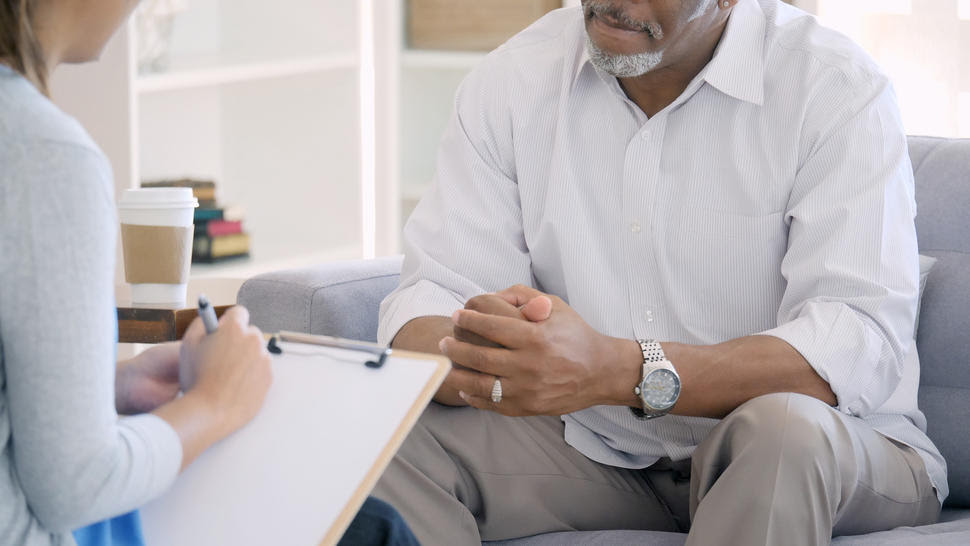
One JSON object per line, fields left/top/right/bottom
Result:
{"left": 141, "top": 179, "right": 252, "bottom": 263}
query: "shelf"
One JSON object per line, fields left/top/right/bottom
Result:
{"left": 137, "top": 53, "right": 359, "bottom": 94}
{"left": 401, "top": 49, "right": 486, "bottom": 70}
{"left": 190, "top": 246, "right": 362, "bottom": 280}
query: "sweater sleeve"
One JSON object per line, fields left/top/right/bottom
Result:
{"left": 0, "top": 140, "right": 182, "bottom": 532}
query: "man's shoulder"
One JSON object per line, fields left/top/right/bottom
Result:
{"left": 764, "top": 0, "right": 887, "bottom": 90}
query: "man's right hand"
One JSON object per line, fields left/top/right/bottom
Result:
{"left": 391, "top": 291, "right": 551, "bottom": 406}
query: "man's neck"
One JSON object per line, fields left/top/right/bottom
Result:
{"left": 617, "top": 17, "right": 730, "bottom": 118}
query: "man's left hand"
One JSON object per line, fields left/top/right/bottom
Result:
{"left": 116, "top": 342, "right": 182, "bottom": 415}
{"left": 440, "top": 285, "right": 640, "bottom": 416}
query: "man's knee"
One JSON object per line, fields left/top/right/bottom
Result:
{"left": 701, "top": 392, "right": 842, "bottom": 468}
{"left": 376, "top": 404, "right": 463, "bottom": 488}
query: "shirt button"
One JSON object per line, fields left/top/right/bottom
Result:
{"left": 630, "top": 221, "right": 641, "bottom": 233}
{"left": 640, "top": 131, "right": 651, "bottom": 141}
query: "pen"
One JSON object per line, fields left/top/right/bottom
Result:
{"left": 198, "top": 294, "right": 219, "bottom": 334}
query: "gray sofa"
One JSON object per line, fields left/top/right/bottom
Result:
{"left": 238, "top": 136, "right": 970, "bottom": 544}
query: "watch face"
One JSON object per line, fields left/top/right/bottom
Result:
{"left": 640, "top": 368, "right": 681, "bottom": 411}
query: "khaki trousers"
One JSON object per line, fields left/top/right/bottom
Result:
{"left": 373, "top": 393, "right": 939, "bottom": 545}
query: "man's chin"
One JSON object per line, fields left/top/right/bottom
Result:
{"left": 585, "top": 35, "right": 664, "bottom": 78}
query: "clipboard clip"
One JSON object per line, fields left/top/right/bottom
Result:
{"left": 268, "top": 333, "right": 391, "bottom": 369}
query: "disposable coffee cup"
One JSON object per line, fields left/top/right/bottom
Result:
{"left": 118, "top": 188, "right": 199, "bottom": 305}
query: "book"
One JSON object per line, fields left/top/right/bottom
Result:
{"left": 221, "top": 204, "right": 246, "bottom": 223}
{"left": 142, "top": 178, "right": 215, "bottom": 190}
{"left": 193, "top": 232, "right": 251, "bottom": 262}
{"left": 142, "top": 179, "right": 217, "bottom": 206}
{"left": 195, "top": 219, "right": 243, "bottom": 238}
{"left": 194, "top": 208, "right": 224, "bottom": 222}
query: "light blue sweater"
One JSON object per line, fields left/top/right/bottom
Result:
{"left": 0, "top": 64, "right": 182, "bottom": 545}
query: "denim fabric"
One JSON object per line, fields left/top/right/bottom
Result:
{"left": 338, "top": 497, "right": 420, "bottom": 546}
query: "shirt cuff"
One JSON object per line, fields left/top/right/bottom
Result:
{"left": 758, "top": 301, "right": 897, "bottom": 416}
{"left": 377, "top": 279, "right": 466, "bottom": 346}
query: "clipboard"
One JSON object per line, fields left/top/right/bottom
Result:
{"left": 140, "top": 331, "right": 450, "bottom": 546}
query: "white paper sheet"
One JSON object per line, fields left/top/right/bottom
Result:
{"left": 141, "top": 341, "right": 438, "bottom": 546}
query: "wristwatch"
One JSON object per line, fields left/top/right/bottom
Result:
{"left": 631, "top": 339, "right": 681, "bottom": 420}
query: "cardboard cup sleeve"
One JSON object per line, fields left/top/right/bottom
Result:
{"left": 121, "top": 224, "right": 193, "bottom": 284}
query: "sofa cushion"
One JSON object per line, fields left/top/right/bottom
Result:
{"left": 908, "top": 136, "right": 970, "bottom": 254}
{"left": 908, "top": 136, "right": 970, "bottom": 509}
{"left": 488, "top": 530, "right": 687, "bottom": 546}
{"left": 830, "top": 517, "right": 970, "bottom": 545}
{"left": 238, "top": 256, "right": 403, "bottom": 342}
{"left": 487, "top": 515, "right": 970, "bottom": 546}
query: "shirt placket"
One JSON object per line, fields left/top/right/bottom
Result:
{"left": 622, "top": 113, "right": 668, "bottom": 342}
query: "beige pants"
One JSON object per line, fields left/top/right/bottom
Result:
{"left": 373, "top": 393, "right": 939, "bottom": 545}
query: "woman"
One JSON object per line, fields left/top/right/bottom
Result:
{"left": 0, "top": 1, "right": 417, "bottom": 545}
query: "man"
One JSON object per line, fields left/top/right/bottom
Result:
{"left": 374, "top": 0, "right": 946, "bottom": 544}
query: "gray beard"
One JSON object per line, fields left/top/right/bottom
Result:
{"left": 585, "top": 35, "right": 664, "bottom": 78}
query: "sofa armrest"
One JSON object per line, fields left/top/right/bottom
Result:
{"left": 237, "top": 256, "right": 403, "bottom": 342}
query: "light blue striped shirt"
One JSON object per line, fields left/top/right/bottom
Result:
{"left": 378, "top": 0, "right": 947, "bottom": 504}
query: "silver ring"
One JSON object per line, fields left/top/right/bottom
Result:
{"left": 491, "top": 378, "right": 503, "bottom": 403}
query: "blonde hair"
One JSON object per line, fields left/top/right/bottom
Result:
{"left": 0, "top": 0, "right": 47, "bottom": 93}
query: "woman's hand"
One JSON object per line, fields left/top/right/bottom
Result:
{"left": 152, "top": 305, "right": 273, "bottom": 471}
{"left": 176, "top": 305, "right": 274, "bottom": 438}
{"left": 116, "top": 342, "right": 182, "bottom": 415}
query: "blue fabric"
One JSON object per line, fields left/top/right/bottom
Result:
{"left": 73, "top": 511, "right": 145, "bottom": 546}
{"left": 338, "top": 497, "right": 420, "bottom": 546}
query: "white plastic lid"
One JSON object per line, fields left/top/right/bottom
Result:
{"left": 119, "top": 188, "right": 199, "bottom": 209}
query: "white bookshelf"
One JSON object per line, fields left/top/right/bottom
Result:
{"left": 51, "top": 0, "right": 375, "bottom": 281}
{"left": 48, "top": 0, "right": 581, "bottom": 282}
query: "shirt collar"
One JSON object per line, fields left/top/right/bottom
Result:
{"left": 572, "top": 0, "right": 766, "bottom": 106}
{"left": 702, "top": 0, "right": 766, "bottom": 106}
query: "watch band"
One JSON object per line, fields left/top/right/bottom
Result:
{"left": 631, "top": 339, "right": 674, "bottom": 420}
{"left": 640, "top": 339, "right": 667, "bottom": 364}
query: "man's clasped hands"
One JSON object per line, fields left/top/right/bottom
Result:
{"left": 439, "top": 285, "right": 638, "bottom": 418}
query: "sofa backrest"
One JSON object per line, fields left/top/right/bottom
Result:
{"left": 908, "top": 136, "right": 970, "bottom": 508}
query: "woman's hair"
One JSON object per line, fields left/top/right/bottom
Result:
{"left": 0, "top": 0, "right": 47, "bottom": 92}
